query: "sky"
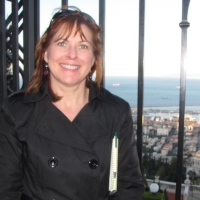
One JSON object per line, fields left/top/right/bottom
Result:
{"left": 6, "top": 0, "right": 200, "bottom": 78}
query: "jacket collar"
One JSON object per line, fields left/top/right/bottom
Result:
{"left": 22, "top": 83, "right": 50, "bottom": 103}
{"left": 22, "top": 82, "right": 118, "bottom": 105}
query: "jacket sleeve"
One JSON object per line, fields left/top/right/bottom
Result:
{"left": 0, "top": 101, "right": 23, "bottom": 200}
{"left": 112, "top": 107, "right": 144, "bottom": 200}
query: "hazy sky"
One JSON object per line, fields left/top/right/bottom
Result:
{"left": 6, "top": 0, "right": 200, "bottom": 78}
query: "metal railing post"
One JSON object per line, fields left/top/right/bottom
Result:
{"left": 99, "top": 0, "right": 105, "bottom": 87}
{"left": 23, "top": 0, "right": 35, "bottom": 87}
{"left": 12, "top": 0, "right": 19, "bottom": 91}
{"left": 0, "top": 0, "right": 7, "bottom": 103}
{"left": 176, "top": 0, "right": 190, "bottom": 199}
{"left": 62, "top": 0, "right": 68, "bottom": 6}
{"left": 137, "top": 0, "right": 145, "bottom": 170}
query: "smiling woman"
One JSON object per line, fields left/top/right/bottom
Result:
{"left": 0, "top": 5, "right": 144, "bottom": 200}
{"left": 27, "top": 6, "right": 102, "bottom": 101}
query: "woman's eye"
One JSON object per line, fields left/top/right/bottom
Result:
{"left": 79, "top": 44, "right": 88, "bottom": 49}
{"left": 58, "top": 41, "right": 66, "bottom": 46}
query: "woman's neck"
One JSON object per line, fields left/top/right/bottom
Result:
{"left": 51, "top": 84, "right": 89, "bottom": 121}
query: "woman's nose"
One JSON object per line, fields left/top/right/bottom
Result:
{"left": 67, "top": 46, "right": 77, "bottom": 59}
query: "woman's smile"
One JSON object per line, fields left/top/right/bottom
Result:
{"left": 60, "top": 64, "right": 80, "bottom": 70}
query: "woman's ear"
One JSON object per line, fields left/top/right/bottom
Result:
{"left": 44, "top": 51, "right": 48, "bottom": 63}
{"left": 92, "top": 57, "right": 95, "bottom": 67}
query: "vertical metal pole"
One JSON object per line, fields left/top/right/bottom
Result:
{"left": 62, "top": 0, "right": 68, "bottom": 6}
{"left": 99, "top": 0, "right": 105, "bottom": 87}
{"left": 137, "top": 0, "right": 145, "bottom": 170}
{"left": 175, "top": 0, "right": 190, "bottom": 199}
{"left": 12, "top": 0, "right": 19, "bottom": 92}
{"left": 34, "top": 0, "right": 40, "bottom": 45}
{"left": 34, "top": 0, "right": 40, "bottom": 74}
{"left": 23, "top": 0, "right": 35, "bottom": 88}
{"left": 0, "top": 0, "right": 7, "bottom": 102}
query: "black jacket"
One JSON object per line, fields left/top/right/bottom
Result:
{"left": 0, "top": 84, "right": 144, "bottom": 200}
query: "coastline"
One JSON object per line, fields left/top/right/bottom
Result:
{"left": 131, "top": 105, "right": 200, "bottom": 122}
{"left": 131, "top": 105, "right": 200, "bottom": 112}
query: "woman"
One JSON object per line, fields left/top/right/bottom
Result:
{"left": 0, "top": 6, "right": 144, "bottom": 200}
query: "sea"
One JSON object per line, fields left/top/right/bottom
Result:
{"left": 105, "top": 76, "right": 200, "bottom": 122}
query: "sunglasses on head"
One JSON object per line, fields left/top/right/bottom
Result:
{"left": 52, "top": 9, "right": 96, "bottom": 23}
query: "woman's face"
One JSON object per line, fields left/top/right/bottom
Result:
{"left": 44, "top": 24, "right": 95, "bottom": 89}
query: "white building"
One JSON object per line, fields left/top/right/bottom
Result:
{"left": 157, "top": 127, "right": 170, "bottom": 136}
{"left": 188, "top": 151, "right": 200, "bottom": 176}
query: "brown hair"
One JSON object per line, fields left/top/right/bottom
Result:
{"left": 26, "top": 6, "right": 102, "bottom": 101}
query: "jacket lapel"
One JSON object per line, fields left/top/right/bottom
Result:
{"left": 72, "top": 103, "right": 109, "bottom": 145}
{"left": 36, "top": 104, "right": 95, "bottom": 154}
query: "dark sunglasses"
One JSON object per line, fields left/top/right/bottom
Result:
{"left": 52, "top": 9, "right": 96, "bottom": 23}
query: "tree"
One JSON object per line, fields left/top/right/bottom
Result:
{"left": 168, "top": 157, "right": 177, "bottom": 182}
{"left": 156, "top": 166, "right": 166, "bottom": 180}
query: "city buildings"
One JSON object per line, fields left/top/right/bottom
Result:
{"left": 133, "top": 109, "right": 200, "bottom": 199}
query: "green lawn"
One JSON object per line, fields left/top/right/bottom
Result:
{"left": 143, "top": 191, "right": 165, "bottom": 200}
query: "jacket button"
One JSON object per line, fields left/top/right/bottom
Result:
{"left": 48, "top": 157, "right": 58, "bottom": 168}
{"left": 89, "top": 159, "right": 99, "bottom": 169}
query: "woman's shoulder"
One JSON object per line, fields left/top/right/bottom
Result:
{"left": 3, "top": 87, "right": 47, "bottom": 108}
{"left": 100, "top": 87, "right": 129, "bottom": 105}
{"left": 97, "top": 86, "right": 131, "bottom": 114}
{"left": 1, "top": 90, "right": 35, "bottom": 121}
{"left": 1, "top": 89, "right": 48, "bottom": 126}
{"left": 1, "top": 90, "right": 26, "bottom": 122}
{"left": 2, "top": 90, "right": 27, "bottom": 111}
{"left": 7, "top": 89, "right": 26, "bottom": 103}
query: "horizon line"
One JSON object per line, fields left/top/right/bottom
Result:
{"left": 105, "top": 75, "right": 200, "bottom": 79}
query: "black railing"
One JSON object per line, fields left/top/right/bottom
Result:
{"left": 99, "top": 0, "right": 106, "bottom": 87}
{"left": 0, "top": 0, "right": 39, "bottom": 100}
{"left": 137, "top": 0, "right": 145, "bottom": 171}
{"left": 176, "top": 0, "right": 190, "bottom": 199}
{"left": 0, "top": 0, "right": 7, "bottom": 100}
